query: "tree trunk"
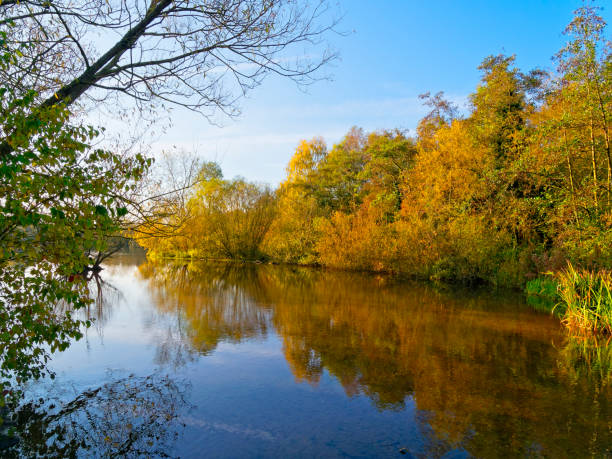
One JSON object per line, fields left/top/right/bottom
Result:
{"left": 563, "top": 129, "right": 580, "bottom": 226}
{"left": 587, "top": 84, "right": 599, "bottom": 210}
{"left": 593, "top": 79, "right": 611, "bottom": 207}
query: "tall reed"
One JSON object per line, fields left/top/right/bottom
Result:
{"left": 554, "top": 263, "right": 612, "bottom": 335}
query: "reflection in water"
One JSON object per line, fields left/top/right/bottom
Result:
{"left": 559, "top": 335, "right": 612, "bottom": 392}
{"left": 137, "top": 260, "right": 611, "bottom": 458}
{"left": 87, "top": 274, "right": 124, "bottom": 335}
{"left": 140, "top": 262, "right": 271, "bottom": 355}
{"left": 6, "top": 374, "right": 188, "bottom": 458}
{"left": 6, "top": 257, "right": 611, "bottom": 457}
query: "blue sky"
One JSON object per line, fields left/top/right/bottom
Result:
{"left": 149, "top": 0, "right": 609, "bottom": 185}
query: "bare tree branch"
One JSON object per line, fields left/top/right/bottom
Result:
{"left": 1, "top": 0, "right": 338, "bottom": 112}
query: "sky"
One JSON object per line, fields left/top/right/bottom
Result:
{"left": 144, "top": 0, "right": 610, "bottom": 185}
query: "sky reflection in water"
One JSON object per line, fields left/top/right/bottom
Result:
{"left": 10, "top": 254, "right": 612, "bottom": 458}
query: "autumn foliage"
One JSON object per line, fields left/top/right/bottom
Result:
{"left": 140, "top": 6, "right": 611, "bottom": 288}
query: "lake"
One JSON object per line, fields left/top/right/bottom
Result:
{"left": 7, "top": 254, "right": 612, "bottom": 458}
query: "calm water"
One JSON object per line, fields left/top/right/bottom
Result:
{"left": 7, "top": 254, "right": 612, "bottom": 458}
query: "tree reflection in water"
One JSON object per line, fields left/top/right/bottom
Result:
{"left": 137, "top": 259, "right": 611, "bottom": 458}
{"left": 140, "top": 261, "right": 271, "bottom": 355}
{"left": 7, "top": 259, "right": 609, "bottom": 457}
{"left": 5, "top": 373, "right": 188, "bottom": 458}
{"left": 51, "top": 269, "right": 124, "bottom": 342}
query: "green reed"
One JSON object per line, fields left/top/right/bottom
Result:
{"left": 554, "top": 263, "right": 612, "bottom": 335}
{"left": 525, "top": 277, "right": 561, "bottom": 314}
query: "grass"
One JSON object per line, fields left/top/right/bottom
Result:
{"left": 553, "top": 263, "right": 612, "bottom": 335}
{"left": 525, "top": 277, "right": 561, "bottom": 314}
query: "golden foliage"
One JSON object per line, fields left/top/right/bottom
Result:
{"left": 143, "top": 7, "right": 611, "bottom": 288}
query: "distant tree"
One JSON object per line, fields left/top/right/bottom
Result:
{"left": 136, "top": 163, "right": 277, "bottom": 261}
{"left": 309, "top": 127, "right": 368, "bottom": 212}
{"left": 262, "top": 138, "right": 328, "bottom": 264}
{"left": 359, "top": 130, "right": 416, "bottom": 222}
{"left": 416, "top": 91, "right": 459, "bottom": 152}
{"left": 194, "top": 176, "right": 277, "bottom": 260}
{"left": 556, "top": 5, "right": 611, "bottom": 209}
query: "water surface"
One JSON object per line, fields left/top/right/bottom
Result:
{"left": 9, "top": 255, "right": 612, "bottom": 457}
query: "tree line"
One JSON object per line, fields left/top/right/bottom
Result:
{"left": 138, "top": 6, "right": 611, "bottom": 288}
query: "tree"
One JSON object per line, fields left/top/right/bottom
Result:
{"left": 191, "top": 174, "right": 277, "bottom": 260}
{"left": 358, "top": 130, "right": 416, "bottom": 222}
{"left": 469, "top": 55, "right": 533, "bottom": 165}
{"left": 0, "top": 0, "right": 337, "bottom": 404}
{"left": 416, "top": 91, "right": 459, "bottom": 152}
{"left": 309, "top": 127, "right": 368, "bottom": 213}
{"left": 556, "top": 5, "right": 611, "bottom": 209}
{"left": 0, "top": 0, "right": 337, "bottom": 117}
{"left": 0, "top": 45, "right": 150, "bottom": 406}
{"left": 262, "top": 138, "right": 327, "bottom": 263}
{"left": 136, "top": 164, "right": 277, "bottom": 261}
